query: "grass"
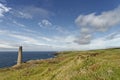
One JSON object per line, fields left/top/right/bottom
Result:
{"left": 0, "top": 48, "right": 120, "bottom": 80}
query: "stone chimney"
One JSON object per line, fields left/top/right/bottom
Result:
{"left": 17, "top": 46, "right": 22, "bottom": 65}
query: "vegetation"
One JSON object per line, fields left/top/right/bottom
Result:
{"left": 0, "top": 48, "right": 120, "bottom": 80}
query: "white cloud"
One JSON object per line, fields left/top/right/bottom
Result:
{"left": 40, "top": 37, "right": 53, "bottom": 42}
{"left": 38, "top": 19, "right": 71, "bottom": 35}
{"left": 66, "top": 32, "right": 120, "bottom": 51}
{"left": 80, "top": 27, "right": 90, "bottom": 33}
{"left": 9, "top": 34, "right": 47, "bottom": 46}
{"left": 0, "top": 39, "right": 17, "bottom": 50}
{"left": 103, "top": 31, "right": 120, "bottom": 40}
{"left": 89, "top": 34, "right": 120, "bottom": 49}
{"left": 51, "top": 35, "right": 76, "bottom": 43}
{"left": 18, "top": 11, "right": 32, "bottom": 19}
{"left": 74, "top": 6, "right": 120, "bottom": 45}
{"left": 0, "top": 29, "right": 67, "bottom": 51}
{"left": 12, "top": 20, "right": 26, "bottom": 27}
{"left": 38, "top": 19, "right": 52, "bottom": 27}
{"left": 10, "top": 10, "right": 32, "bottom": 19}
{"left": 10, "top": 6, "right": 54, "bottom": 19}
{"left": 0, "top": 3, "right": 11, "bottom": 17}
{"left": 0, "top": 28, "right": 119, "bottom": 51}
{"left": 0, "top": 44, "right": 15, "bottom": 48}
{"left": 75, "top": 6, "right": 120, "bottom": 31}
{"left": 7, "top": 34, "right": 75, "bottom": 51}
{"left": 0, "top": 29, "right": 9, "bottom": 34}
{"left": 55, "top": 26, "right": 70, "bottom": 35}
{"left": 74, "top": 34, "right": 92, "bottom": 44}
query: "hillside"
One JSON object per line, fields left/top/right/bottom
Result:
{"left": 0, "top": 48, "right": 120, "bottom": 80}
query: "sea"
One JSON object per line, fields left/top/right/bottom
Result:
{"left": 0, "top": 52, "right": 55, "bottom": 68}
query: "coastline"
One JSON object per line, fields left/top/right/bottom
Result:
{"left": 0, "top": 51, "right": 56, "bottom": 69}
{"left": 0, "top": 48, "right": 120, "bottom": 80}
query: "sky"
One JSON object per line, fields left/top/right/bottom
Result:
{"left": 0, "top": 0, "right": 120, "bottom": 51}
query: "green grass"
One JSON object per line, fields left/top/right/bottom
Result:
{"left": 0, "top": 48, "right": 120, "bottom": 80}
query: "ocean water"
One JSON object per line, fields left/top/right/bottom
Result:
{"left": 0, "top": 52, "right": 55, "bottom": 68}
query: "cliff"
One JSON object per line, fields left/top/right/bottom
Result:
{"left": 0, "top": 48, "right": 120, "bottom": 80}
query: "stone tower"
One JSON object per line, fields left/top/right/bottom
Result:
{"left": 17, "top": 46, "right": 22, "bottom": 65}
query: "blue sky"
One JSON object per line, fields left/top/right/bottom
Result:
{"left": 0, "top": 0, "right": 120, "bottom": 51}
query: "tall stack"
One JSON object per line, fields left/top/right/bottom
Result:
{"left": 17, "top": 46, "right": 22, "bottom": 65}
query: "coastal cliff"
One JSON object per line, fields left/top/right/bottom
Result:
{"left": 0, "top": 48, "right": 120, "bottom": 80}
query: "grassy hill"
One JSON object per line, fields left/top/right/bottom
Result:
{"left": 0, "top": 48, "right": 120, "bottom": 80}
